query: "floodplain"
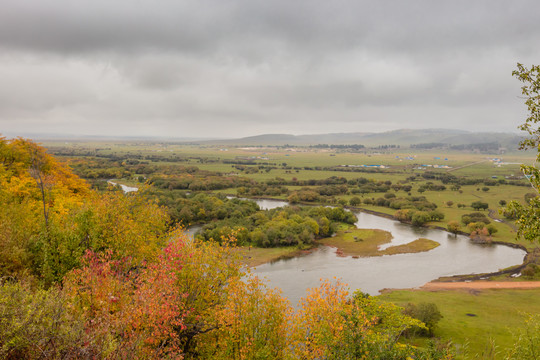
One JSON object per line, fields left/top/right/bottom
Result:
{"left": 42, "top": 140, "right": 540, "bottom": 358}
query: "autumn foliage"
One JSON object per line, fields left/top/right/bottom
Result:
{"left": 64, "top": 240, "right": 190, "bottom": 358}
{"left": 0, "top": 137, "right": 453, "bottom": 359}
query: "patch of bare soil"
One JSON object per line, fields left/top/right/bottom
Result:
{"left": 422, "top": 281, "right": 540, "bottom": 290}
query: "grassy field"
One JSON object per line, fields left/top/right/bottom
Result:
{"left": 379, "top": 288, "right": 540, "bottom": 359}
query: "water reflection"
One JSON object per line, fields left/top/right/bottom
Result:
{"left": 107, "top": 181, "right": 138, "bottom": 193}
{"left": 248, "top": 198, "right": 288, "bottom": 210}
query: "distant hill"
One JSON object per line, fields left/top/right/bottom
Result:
{"left": 201, "top": 129, "right": 523, "bottom": 150}
{"left": 216, "top": 132, "right": 371, "bottom": 146}
{"left": 19, "top": 129, "right": 524, "bottom": 151}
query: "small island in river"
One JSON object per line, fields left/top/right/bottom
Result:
{"left": 320, "top": 228, "right": 440, "bottom": 257}
{"left": 239, "top": 228, "right": 441, "bottom": 267}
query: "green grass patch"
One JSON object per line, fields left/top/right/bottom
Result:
{"left": 379, "top": 288, "right": 540, "bottom": 358}
{"left": 320, "top": 228, "right": 392, "bottom": 256}
{"left": 383, "top": 238, "right": 440, "bottom": 255}
{"left": 234, "top": 246, "right": 304, "bottom": 267}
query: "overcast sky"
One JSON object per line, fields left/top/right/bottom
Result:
{"left": 1, "top": 0, "right": 539, "bottom": 139}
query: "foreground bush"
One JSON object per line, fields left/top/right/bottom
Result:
{"left": 1, "top": 236, "right": 457, "bottom": 359}
{"left": 403, "top": 302, "right": 443, "bottom": 337}
{"left": 0, "top": 281, "right": 88, "bottom": 359}
{"left": 506, "top": 314, "right": 540, "bottom": 360}
{"left": 291, "top": 281, "right": 451, "bottom": 359}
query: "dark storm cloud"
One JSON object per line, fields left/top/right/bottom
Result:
{"left": 0, "top": 0, "right": 539, "bottom": 137}
{"left": 1, "top": 1, "right": 535, "bottom": 55}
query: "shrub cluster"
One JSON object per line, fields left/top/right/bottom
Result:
{"left": 197, "top": 206, "right": 357, "bottom": 247}
{"left": 394, "top": 209, "right": 445, "bottom": 226}
{"left": 366, "top": 195, "right": 438, "bottom": 212}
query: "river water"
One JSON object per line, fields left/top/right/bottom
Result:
{"left": 107, "top": 181, "right": 138, "bottom": 193}
{"left": 250, "top": 199, "right": 526, "bottom": 305}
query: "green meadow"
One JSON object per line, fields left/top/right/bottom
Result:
{"left": 379, "top": 288, "right": 540, "bottom": 358}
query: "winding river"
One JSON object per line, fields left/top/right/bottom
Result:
{"left": 249, "top": 199, "right": 526, "bottom": 305}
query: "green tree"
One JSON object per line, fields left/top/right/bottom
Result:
{"left": 505, "top": 64, "right": 540, "bottom": 242}
{"left": 394, "top": 209, "right": 414, "bottom": 223}
{"left": 486, "top": 224, "right": 498, "bottom": 235}
{"left": 471, "top": 201, "right": 489, "bottom": 211}
{"left": 287, "top": 192, "right": 300, "bottom": 204}
{"left": 411, "top": 211, "right": 430, "bottom": 226}
{"left": 403, "top": 302, "right": 443, "bottom": 337}
{"left": 429, "top": 210, "right": 445, "bottom": 221}
{"left": 447, "top": 221, "right": 461, "bottom": 235}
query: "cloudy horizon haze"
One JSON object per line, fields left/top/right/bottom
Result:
{"left": 1, "top": 0, "right": 539, "bottom": 139}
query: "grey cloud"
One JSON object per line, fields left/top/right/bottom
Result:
{"left": 1, "top": 0, "right": 539, "bottom": 138}
{"left": 1, "top": 1, "right": 537, "bottom": 56}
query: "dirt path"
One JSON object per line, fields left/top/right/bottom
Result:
{"left": 422, "top": 281, "right": 540, "bottom": 290}
{"left": 488, "top": 208, "right": 517, "bottom": 231}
